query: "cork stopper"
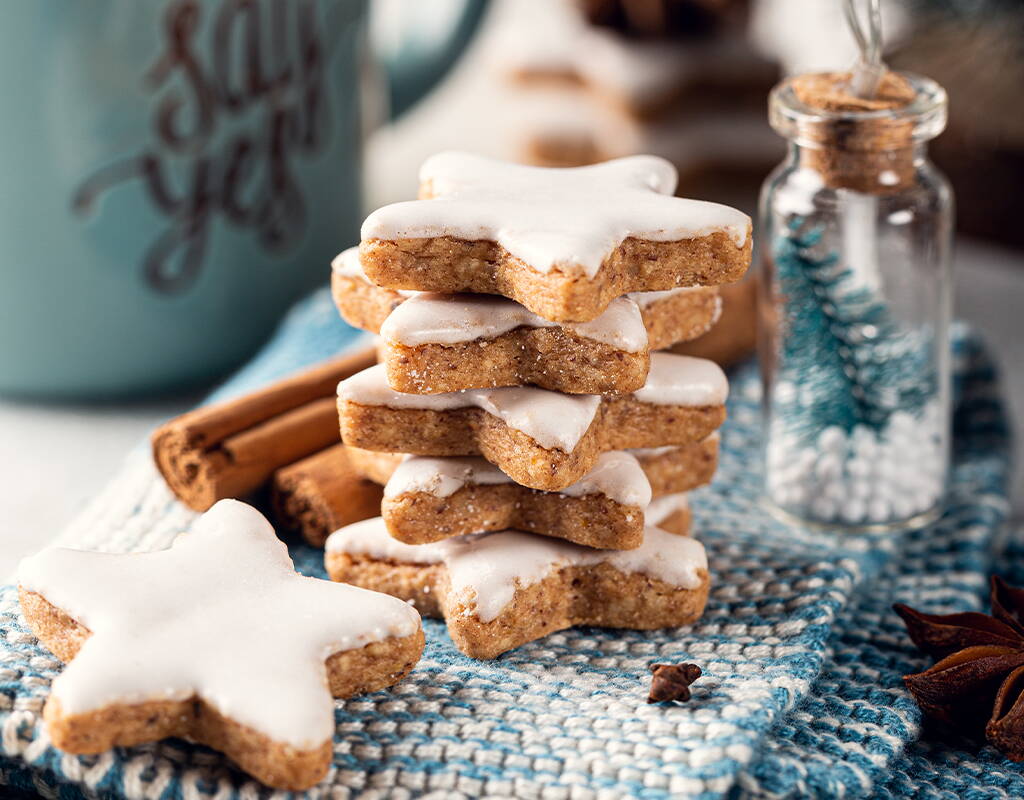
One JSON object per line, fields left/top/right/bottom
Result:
{"left": 783, "top": 70, "right": 918, "bottom": 193}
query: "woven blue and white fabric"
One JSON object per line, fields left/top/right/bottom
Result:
{"left": 0, "top": 289, "right": 1014, "bottom": 799}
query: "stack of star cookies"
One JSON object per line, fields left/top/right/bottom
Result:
{"left": 323, "top": 152, "right": 751, "bottom": 659}
{"left": 488, "top": 0, "right": 776, "bottom": 368}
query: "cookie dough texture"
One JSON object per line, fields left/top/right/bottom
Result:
{"left": 633, "top": 435, "right": 720, "bottom": 496}
{"left": 19, "top": 588, "right": 423, "bottom": 791}
{"left": 384, "top": 486, "right": 647, "bottom": 549}
{"left": 337, "top": 399, "right": 725, "bottom": 492}
{"left": 672, "top": 279, "right": 757, "bottom": 366}
{"left": 326, "top": 556, "right": 709, "bottom": 660}
{"left": 360, "top": 232, "right": 750, "bottom": 323}
{"left": 387, "top": 329, "right": 649, "bottom": 395}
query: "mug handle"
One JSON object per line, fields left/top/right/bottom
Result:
{"left": 383, "top": 0, "right": 490, "bottom": 119}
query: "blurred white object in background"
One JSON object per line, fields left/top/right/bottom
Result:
{"left": 750, "top": 0, "right": 908, "bottom": 74}
{"left": 371, "top": 0, "right": 471, "bottom": 59}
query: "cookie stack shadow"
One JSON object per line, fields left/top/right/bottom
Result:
{"left": 319, "top": 152, "right": 751, "bottom": 659}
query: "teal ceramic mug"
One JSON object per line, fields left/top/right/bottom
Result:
{"left": 0, "top": 0, "right": 486, "bottom": 398}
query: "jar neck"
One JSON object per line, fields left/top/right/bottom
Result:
{"left": 769, "top": 72, "right": 947, "bottom": 194}
{"left": 785, "top": 140, "right": 927, "bottom": 194}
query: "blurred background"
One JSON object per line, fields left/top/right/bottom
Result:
{"left": 1, "top": 0, "right": 1021, "bottom": 574}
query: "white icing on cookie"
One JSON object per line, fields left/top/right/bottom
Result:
{"left": 626, "top": 287, "right": 698, "bottom": 309}
{"left": 384, "top": 456, "right": 511, "bottom": 499}
{"left": 331, "top": 517, "right": 449, "bottom": 566}
{"left": 645, "top": 493, "right": 690, "bottom": 527}
{"left": 340, "top": 355, "right": 724, "bottom": 450}
{"left": 627, "top": 431, "right": 719, "bottom": 459}
{"left": 361, "top": 152, "right": 749, "bottom": 278}
{"left": 384, "top": 451, "right": 651, "bottom": 508}
{"left": 338, "top": 364, "right": 601, "bottom": 452}
{"left": 18, "top": 500, "right": 421, "bottom": 749}
{"left": 331, "top": 247, "right": 367, "bottom": 279}
{"left": 326, "top": 518, "right": 707, "bottom": 623}
{"left": 633, "top": 353, "right": 729, "bottom": 407}
{"left": 627, "top": 444, "right": 682, "bottom": 458}
{"left": 380, "top": 292, "right": 648, "bottom": 352}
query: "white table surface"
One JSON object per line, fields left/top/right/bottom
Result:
{"left": 1, "top": 14, "right": 1021, "bottom": 577}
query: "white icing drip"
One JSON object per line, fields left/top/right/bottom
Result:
{"left": 361, "top": 152, "right": 749, "bottom": 278}
{"left": 326, "top": 518, "right": 707, "bottom": 623}
{"left": 559, "top": 450, "right": 651, "bottom": 507}
{"left": 329, "top": 517, "right": 448, "bottom": 565}
{"left": 633, "top": 353, "right": 729, "bottom": 407}
{"left": 384, "top": 451, "right": 650, "bottom": 508}
{"left": 17, "top": 500, "right": 420, "bottom": 749}
{"left": 338, "top": 364, "right": 601, "bottom": 452}
{"left": 626, "top": 445, "right": 682, "bottom": 458}
{"left": 331, "top": 247, "right": 365, "bottom": 278}
{"left": 626, "top": 287, "right": 703, "bottom": 309}
{"left": 380, "top": 293, "right": 648, "bottom": 352}
{"left": 645, "top": 493, "right": 690, "bottom": 527}
{"left": 710, "top": 294, "right": 724, "bottom": 325}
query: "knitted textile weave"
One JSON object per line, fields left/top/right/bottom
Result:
{"left": 0, "top": 289, "right": 1014, "bottom": 800}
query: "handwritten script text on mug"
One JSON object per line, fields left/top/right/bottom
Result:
{"left": 73, "top": 0, "right": 332, "bottom": 293}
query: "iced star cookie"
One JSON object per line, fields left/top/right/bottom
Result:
{"left": 346, "top": 433, "right": 720, "bottom": 493}
{"left": 359, "top": 152, "right": 751, "bottom": 322}
{"left": 379, "top": 438, "right": 715, "bottom": 546}
{"left": 331, "top": 248, "right": 721, "bottom": 394}
{"left": 17, "top": 500, "right": 423, "bottom": 791}
{"left": 325, "top": 517, "right": 709, "bottom": 659}
{"left": 333, "top": 246, "right": 720, "bottom": 368}
{"left": 384, "top": 451, "right": 656, "bottom": 549}
{"left": 337, "top": 352, "right": 728, "bottom": 491}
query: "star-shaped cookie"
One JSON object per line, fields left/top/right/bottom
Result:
{"left": 17, "top": 500, "right": 423, "bottom": 791}
{"left": 326, "top": 517, "right": 710, "bottom": 659}
{"left": 360, "top": 152, "right": 751, "bottom": 321}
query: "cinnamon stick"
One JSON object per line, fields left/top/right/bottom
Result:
{"left": 152, "top": 347, "right": 376, "bottom": 511}
{"left": 271, "top": 444, "right": 384, "bottom": 546}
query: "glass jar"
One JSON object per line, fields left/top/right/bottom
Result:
{"left": 758, "top": 72, "right": 953, "bottom": 531}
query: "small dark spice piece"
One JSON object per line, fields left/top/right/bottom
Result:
{"left": 896, "top": 576, "right": 1024, "bottom": 760}
{"left": 648, "top": 662, "right": 702, "bottom": 703}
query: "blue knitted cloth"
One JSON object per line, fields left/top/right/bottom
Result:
{"left": 0, "top": 288, "right": 1015, "bottom": 799}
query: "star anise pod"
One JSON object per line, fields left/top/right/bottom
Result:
{"left": 896, "top": 576, "right": 1024, "bottom": 760}
{"left": 648, "top": 662, "right": 701, "bottom": 703}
